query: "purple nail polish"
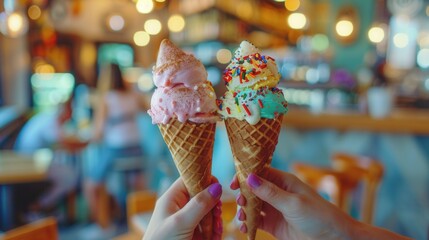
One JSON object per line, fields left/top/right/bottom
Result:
{"left": 235, "top": 194, "right": 241, "bottom": 203}
{"left": 237, "top": 209, "right": 244, "bottom": 221}
{"left": 208, "top": 183, "right": 222, "bottom": 198}
{"left": 240, "top": 223, "right": 247, "bottom": 233}
{"left": 236, "top": 194, "right": 245, "bottom": 206}
{"left": 247, "top": 174, "right": 262, "bottom": 188}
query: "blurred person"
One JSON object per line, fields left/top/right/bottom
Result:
{"left": 144, "top": 167, "right": 411, "bottom": 240}
{"left": 83, "top": 62, "right": 149, "bottom": 237}
{"left": 14, "top": 94, "right": 80, "bottom": 220}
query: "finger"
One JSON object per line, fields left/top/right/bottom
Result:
{"left": 247, "top": 173, "right": 295, "bottom": 214}
{"left": 213, "top": 200, "right": 222, "bottom": 217}
{"left": 193, "top": 228, "right": 202, "bottom": 240}
{"left": 236, "top": 193, "right": 246, "bottom": 206}
{"left": 214, "top": 221, "right": 223, "bottom": 240}
{"left": 161, "top": 177, "right": 189, "bottom": 201}
{"left": 259, "top": 201, "right": 285, "bottom": 234}
{"left": 230, "top": 174, "right": 240, "bottom": 190}
{"left": 239, "top": 223, "right": 247, "bottom": 233}
{"left": 156, "top": 177, "right": 190, "bottom": 212}
{"left": 174, "top": 182, "right": 222, "bottom": 228}
{"left": 237, "top": 208, "right": 246, "bottom": 221}
{"left": 263, "top": 167, "right": 308, "bottom": 194}
{"left": 213, "top": 202, "right": 223, "bottom": 240}
{"left": 210, "top": 176, "right": 220, "bottom": 184}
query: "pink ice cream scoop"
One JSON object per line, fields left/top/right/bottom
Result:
{"left": 148, "top": 39, "right": 219, "bottom": 124}
{"left": 149, "top": 82, "right": 218, "bottom": 124}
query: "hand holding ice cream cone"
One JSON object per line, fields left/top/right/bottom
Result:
{"left": 218, "top": 40, "right": 288, "bottom": 240}
{"left": 148, "top": 39, "right": 219, "bottom": 239}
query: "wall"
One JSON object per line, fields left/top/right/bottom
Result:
{"left": 0, "top": 35, "right": 30, "bottom": 109}
{"left": 52, "top": 0, "right": 168, "bottom": 67}
{"left": 328, "top": 0, "right": 375, "bottom": 72}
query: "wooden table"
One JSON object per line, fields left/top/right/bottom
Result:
{"left": 283, "top": 108, "right": 429, "bottom": 135}
{"left": 0, "top": 150, "right": 52, "bottom": 230}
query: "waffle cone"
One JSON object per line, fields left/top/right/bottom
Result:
{"left": 225, "top": 116, "right": 283, "bottom": 240}
{"left": 158, "top": 118, "right": 216, "bottom": 240}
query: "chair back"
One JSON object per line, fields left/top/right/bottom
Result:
{"left": 331, "top": 153, "right": 384, "bottom": 224}
{"left": 127, "top": 191, "right": 157, "bottom": 234}
{"left": 292, "top": 163, "right": 356, "bottom": 207}
{"left": 3, "top": 217, "right": 58, "bottom": 240}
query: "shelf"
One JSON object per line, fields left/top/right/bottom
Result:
{"left": 173, "top": 0, "right": 290, "bottom": 44}
{"left": 283, "top": 108, "right": 429, "bottom": 135}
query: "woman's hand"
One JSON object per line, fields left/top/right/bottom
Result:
{"left": 230, "top": 168, "right": 354, "bottom": 240}
{"left": 144, "top": 177, "right": 223, "bottom": 240}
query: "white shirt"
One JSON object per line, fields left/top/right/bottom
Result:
{"left": 103, "top": 91, "right": 141, "bottom": 148}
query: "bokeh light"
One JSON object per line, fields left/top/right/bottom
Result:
{"left": 35, "top": 63, "right": 55, "bottom": 74}
{"left": 144, "top": 19, "right": 162, "bottom": 35}
{"left": 138, "top": 72, "right": 154, "bottom": 92}
{"left": 417, "top": 49, "right": 429, "bottom": 68}
{"left": 133, "top": 31, "right": 150, "bottom": 46}
{"left": 368, "top": 26, "right": 385, "bottom": 43}
{"left": 336, "top": 20, "right": 354, "bottom": 37}
{"left": 418, "top": 33, "right": 429, "bottom": 48}
{"left": 108, "top": 15, "right": 125, "bottom": 32}
{"left": 136, "top": 0, "right": 154, "bottom": 14}
{"left": 1, "top": 11, "right": 29, "bottom": 37}
{"left": 311, "top": 34, "right": 329, "bottom": 52}
{"left": 168, "top": 14, "right": 185, "bottom": 32}
{"left": 216, "top": 48, "right": 232, "bottom": 64}
{"left": 393, "top": 33, "right": 409, "bottom": 48}
{"left": 287, "top": 13, "right": 307, "bottom": 30}
{"left": 28, "top": 5, "right": 42, "bottom": 20}
{"left": 285, "top": 0, "right": 300, "bottom": 11}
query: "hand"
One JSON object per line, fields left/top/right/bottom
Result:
{"left": 230, "top": 168, "right": 354, "bottom": 240}
{"left": 144, "top": 177, "right": 223, "bottom": 240}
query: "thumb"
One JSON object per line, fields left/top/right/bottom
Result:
{"left": 247, "top": 173, "right": 293, "bottom": 214}
{"left": 175, "top": 183, "right": 222, "bottom": 228}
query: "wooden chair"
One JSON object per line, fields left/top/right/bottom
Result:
{"left": 126, "top": 191, "right": 157, "bottom": 238}
{"left": 292, "top": 162, "right": 358, "bottom": 208}
{"left": 292, "top": 153, "right": 384, "bottom": 225}
{"left": 331, "top": 153, "right": 384, "bottom": 224}
{"left": 3, "top": 217, "right": 58, "bottom": 240}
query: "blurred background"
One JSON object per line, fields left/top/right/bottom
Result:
{"left": 0, "top": 0, "right": 428, "bottom": 239}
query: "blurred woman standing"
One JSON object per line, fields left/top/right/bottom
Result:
{"left": 83, "top": 62, "right": 148, "bottom": 237}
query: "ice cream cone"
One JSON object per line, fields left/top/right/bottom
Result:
{"left": 225, "top": 115, "right": 283, "bottom": 240}
{"left": 149, "top": 39, "right": 220, "bottom": 239}
{"left": 158, "top": 118, "right": 216, "bottom": 240}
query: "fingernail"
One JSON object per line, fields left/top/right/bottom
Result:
{"left": 208, "top": 183, "right": 222, "bottom": 198}
{"left": 247, "top": 173, "right": 262, "bottom": 188}
{"left": 238, "top": 209, "right": 245, "bottom": 221}
{"left": 236, "top": 194, "right": 245, "bottom": 206}
{"left": 240, "top": 223, "right": 247, "bottom": 233}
